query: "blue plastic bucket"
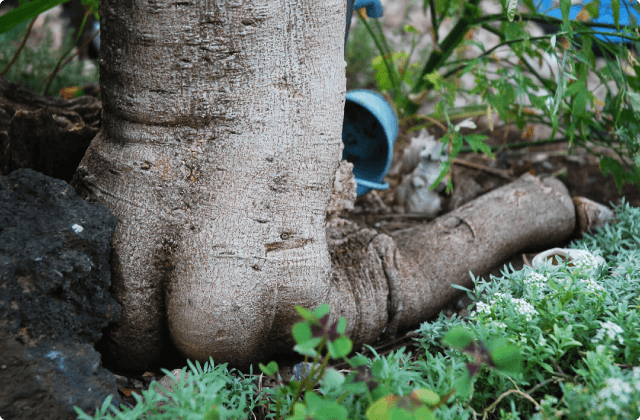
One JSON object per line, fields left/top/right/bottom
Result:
{"left": 342, "top": 90, "right": 399, "bottom": 196}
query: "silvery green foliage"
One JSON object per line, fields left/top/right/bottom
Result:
{"left": 75, "top": 359, "right": 260, "bottom": 420}
{"left": 76, "top": 201, "right": 640, "bottom": 420}
{"left": 414, "top": 200, "right": 640, "bottom": 419}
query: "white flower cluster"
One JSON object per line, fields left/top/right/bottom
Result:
{"left": 510, "top": 297, "right": 538, "bottom": 321}
{"left": 524, "top": 272, "right": 548, "bottom": 286}
{"left": 472, "top": 292, "right": 538, "bottom": 323}
{"left": 490, "top": 321, "right": 507, "bottom": 330}
{"left": 592, "top": 321, "right": 625, "bottom": 346}
{"left": 571, "top": 252, "right": 603, "bottom": 273}
{"left": 523, "top": 271, "right": 549, "bottom": 299}
{"left": 597, "top": 374, "right": 639, "bottom": 410}
{"left": 474, "top": 301, "right": 492, "bottom": 316}
{"left": 580, "top": 278, "right": 604, "bottom": 294}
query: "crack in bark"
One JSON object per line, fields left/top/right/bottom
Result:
{"left": 374, "top": 239, "right": 403, "bottom": 340}
{"left": 264, "top": 238, "right": 313, "bottom": 254}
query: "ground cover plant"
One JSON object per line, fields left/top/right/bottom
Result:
{"left": 75, "top": 199, "right": 640, "bottom": 419}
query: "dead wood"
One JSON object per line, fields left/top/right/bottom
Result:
{"left": 573, "top": 196, "right": 616, "bottom": 235}
{"left": 327, "top": 173, "right": 576, "bottom": 347}
{"left": 0, "top": 77, "right": 101, "bottom": 181}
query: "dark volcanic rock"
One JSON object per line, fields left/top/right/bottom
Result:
{"left": 0, "top": 168, "right": 121, "bottom": 419}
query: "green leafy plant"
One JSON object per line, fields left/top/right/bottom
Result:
{"left": 0, "top": 0, "right": 98, "bottom": 36}
{"left": 75, "top": 359, "right": 261, "bottom": 420}
{"left": 350, "top": 0, "right": 640, "bottom": 192}
{"left": 73, "top": 200, "right": 640, "bottom": 420}
{"left": 413, "top": 199, "right": 640, "bottom": 419}
{"left": 0, "top": 0, "right": 99, "bottom": 96}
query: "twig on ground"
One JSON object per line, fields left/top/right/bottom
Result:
{"left": 453, "top": 157, "right": 514, "bottom": 180}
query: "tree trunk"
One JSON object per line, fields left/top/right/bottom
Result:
{"left": 71, "top": 0, "right": 578, "bottom": 371}
{"left": 73, "top": 0, "right": 346, "bottom": 370}
{"left": 326, "top": 173, "right": 576, "bottom": 346}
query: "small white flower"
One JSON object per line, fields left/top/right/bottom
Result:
{"left": 545, "top": 96, "right": 555, "bottom": 111}
{"left": 581, "top": 278, "right": 604, "bottom": 293}
{"left": 72, "top": 224, "right": 84, "bottom": 233}
{"left": 538, "top": 334, "right": 547, "bottom": 347}
{"left": 510, "top": 297, "right": 538, "bottom": 321}
{"left": 454, "top": 118, "right": 477, "bottom": 131}
{"left": 524, "top": 272, "right": 548, "bottom": 286}
{"left": 474, "top": 301, "right": 492, "bottom": 315}
{"left": 593, "top": 321, "right": 624, "bottom": 345}
{"left": 598, "top": 377, "right": 633, "bottom": 406}
{"left": 518, "top": 332, "right": 528, "bottom": 344}
{"left": 633, "top": 367, "right": 640, "bottom": 391}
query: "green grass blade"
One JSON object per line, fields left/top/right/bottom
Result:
{"left": 0, "top": 0, "right": 70, "bottom": 36}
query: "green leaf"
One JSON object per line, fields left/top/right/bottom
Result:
{"left": 584, "top": 0, "right": 600, "bottom": 19}
{"left": 612, "top": 0, "right": 620, "bottom": 28}
{"left": 487, "top": 339, "right": 523, "bottom": 375}
{"left": 366, "top": 395, "right": 395, "bottom": 420}
{"left": 292, "top": 322, "right": 312, "bottom": 344}
{"left": 411, "top": 389, "right": 440, "bottom": 406}
{"left": 560, "top": 0, "right": 571, "bottom": 28}
{"left": 627, "top": 66, "right": 640, "bottom": 90}
{"left": 302, "top": 392, "right": 348, "bottom": 420}
{"left": 428, "top": 161, "right": 450, "bottom": 192}
{"left": 404, "top": 24, "right": 420, "bottom": 34}
{"left": 349, "top": 354, "right": 370, "bottom": 368}
{"left": 507, "top": 0, "right": 518, "bottom": 21}
{"left": 336, "top": 317, "right": 347, "bottom": 334}
{"left": 317, "top": 404, "right": 348, "bottom": 420}
{"left": 0, "top": 0, "right": 70, "bottom": 36}
{"left": 342, "top": 381, "right": 370, "bottom": 394}
{"left": 322, "top": 368, "right": 346, "bottom": 388}
{"left": 327, "top": 336, "right": 353, "bottom": 359}
{"left": 522, "top": 0, "right": 537, "bottom": 13}
{"left": 437, "top": 0, "right": 452, "bottom": 16}
{"left": 600, "top": 155, "right": 628, "bottom": 192}
{"left": 464, "top": 134, "right": 493, "bottom": 158}
{"left": 289, "top": 402, "right": 308, "bottom": 420}
{"left": 203, "top": 405, "right": 221, "bottom": 420}
{"left": 424, "top": 71, "right": 443, "bottom": 90}
{"left": 372, "top": 55, "right": 394, "bottom": 91}
{"left": 537, "top": 361, "right": 555, "bottom": 374}
{"left": 312, "top": 303, "right": 331, "bottom": 319}
{"left": 295, "top": 306, "right": 318, "bottom": 323}
{"left": 626, "top": 91, "right": 640, "bottom": 112}
{"left": 443, "top": 326, "right": 475, "bottom": 350}
{"left": 453, "top": 370, "right": 472, "bottom": 399}
{"left": 259, "top": 361, "right": 279, "bottom": 376}
{"left": 571, "top": 89, "right": 589, "bottom": 117}
{"left": 294, "top": 338, "right": 322, "bottom": 357}
{"left": 371, "top": 358, "right": 389, "bottom": 379}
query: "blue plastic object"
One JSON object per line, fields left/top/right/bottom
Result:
{"left": 354, "top": 0, "right": 384, "bottom": 18}
{"left": 342, "top": 90, "right": 399, "bottom": 196}
{"left": 535, "top": 0, "right": 640, "bottom": 44}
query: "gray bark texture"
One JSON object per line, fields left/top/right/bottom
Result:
{"left": 69, "top": 0, "right": 578, "bottom": 371}
{"left": 72, "top": 0, "right": 346, "bottom": 370}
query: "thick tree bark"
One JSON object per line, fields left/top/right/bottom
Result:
{"left": 73, "top": 0, "right": 346, "bottom": 370}
{"left": 326, "top": 173, "right": 576, "bottom": 346}
{"left": 70, "top": 0, "right": 578, "bottom": 371}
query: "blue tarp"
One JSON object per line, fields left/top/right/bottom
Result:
{"left": 535, "top": 0, "right": 640, "bottom": 43}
